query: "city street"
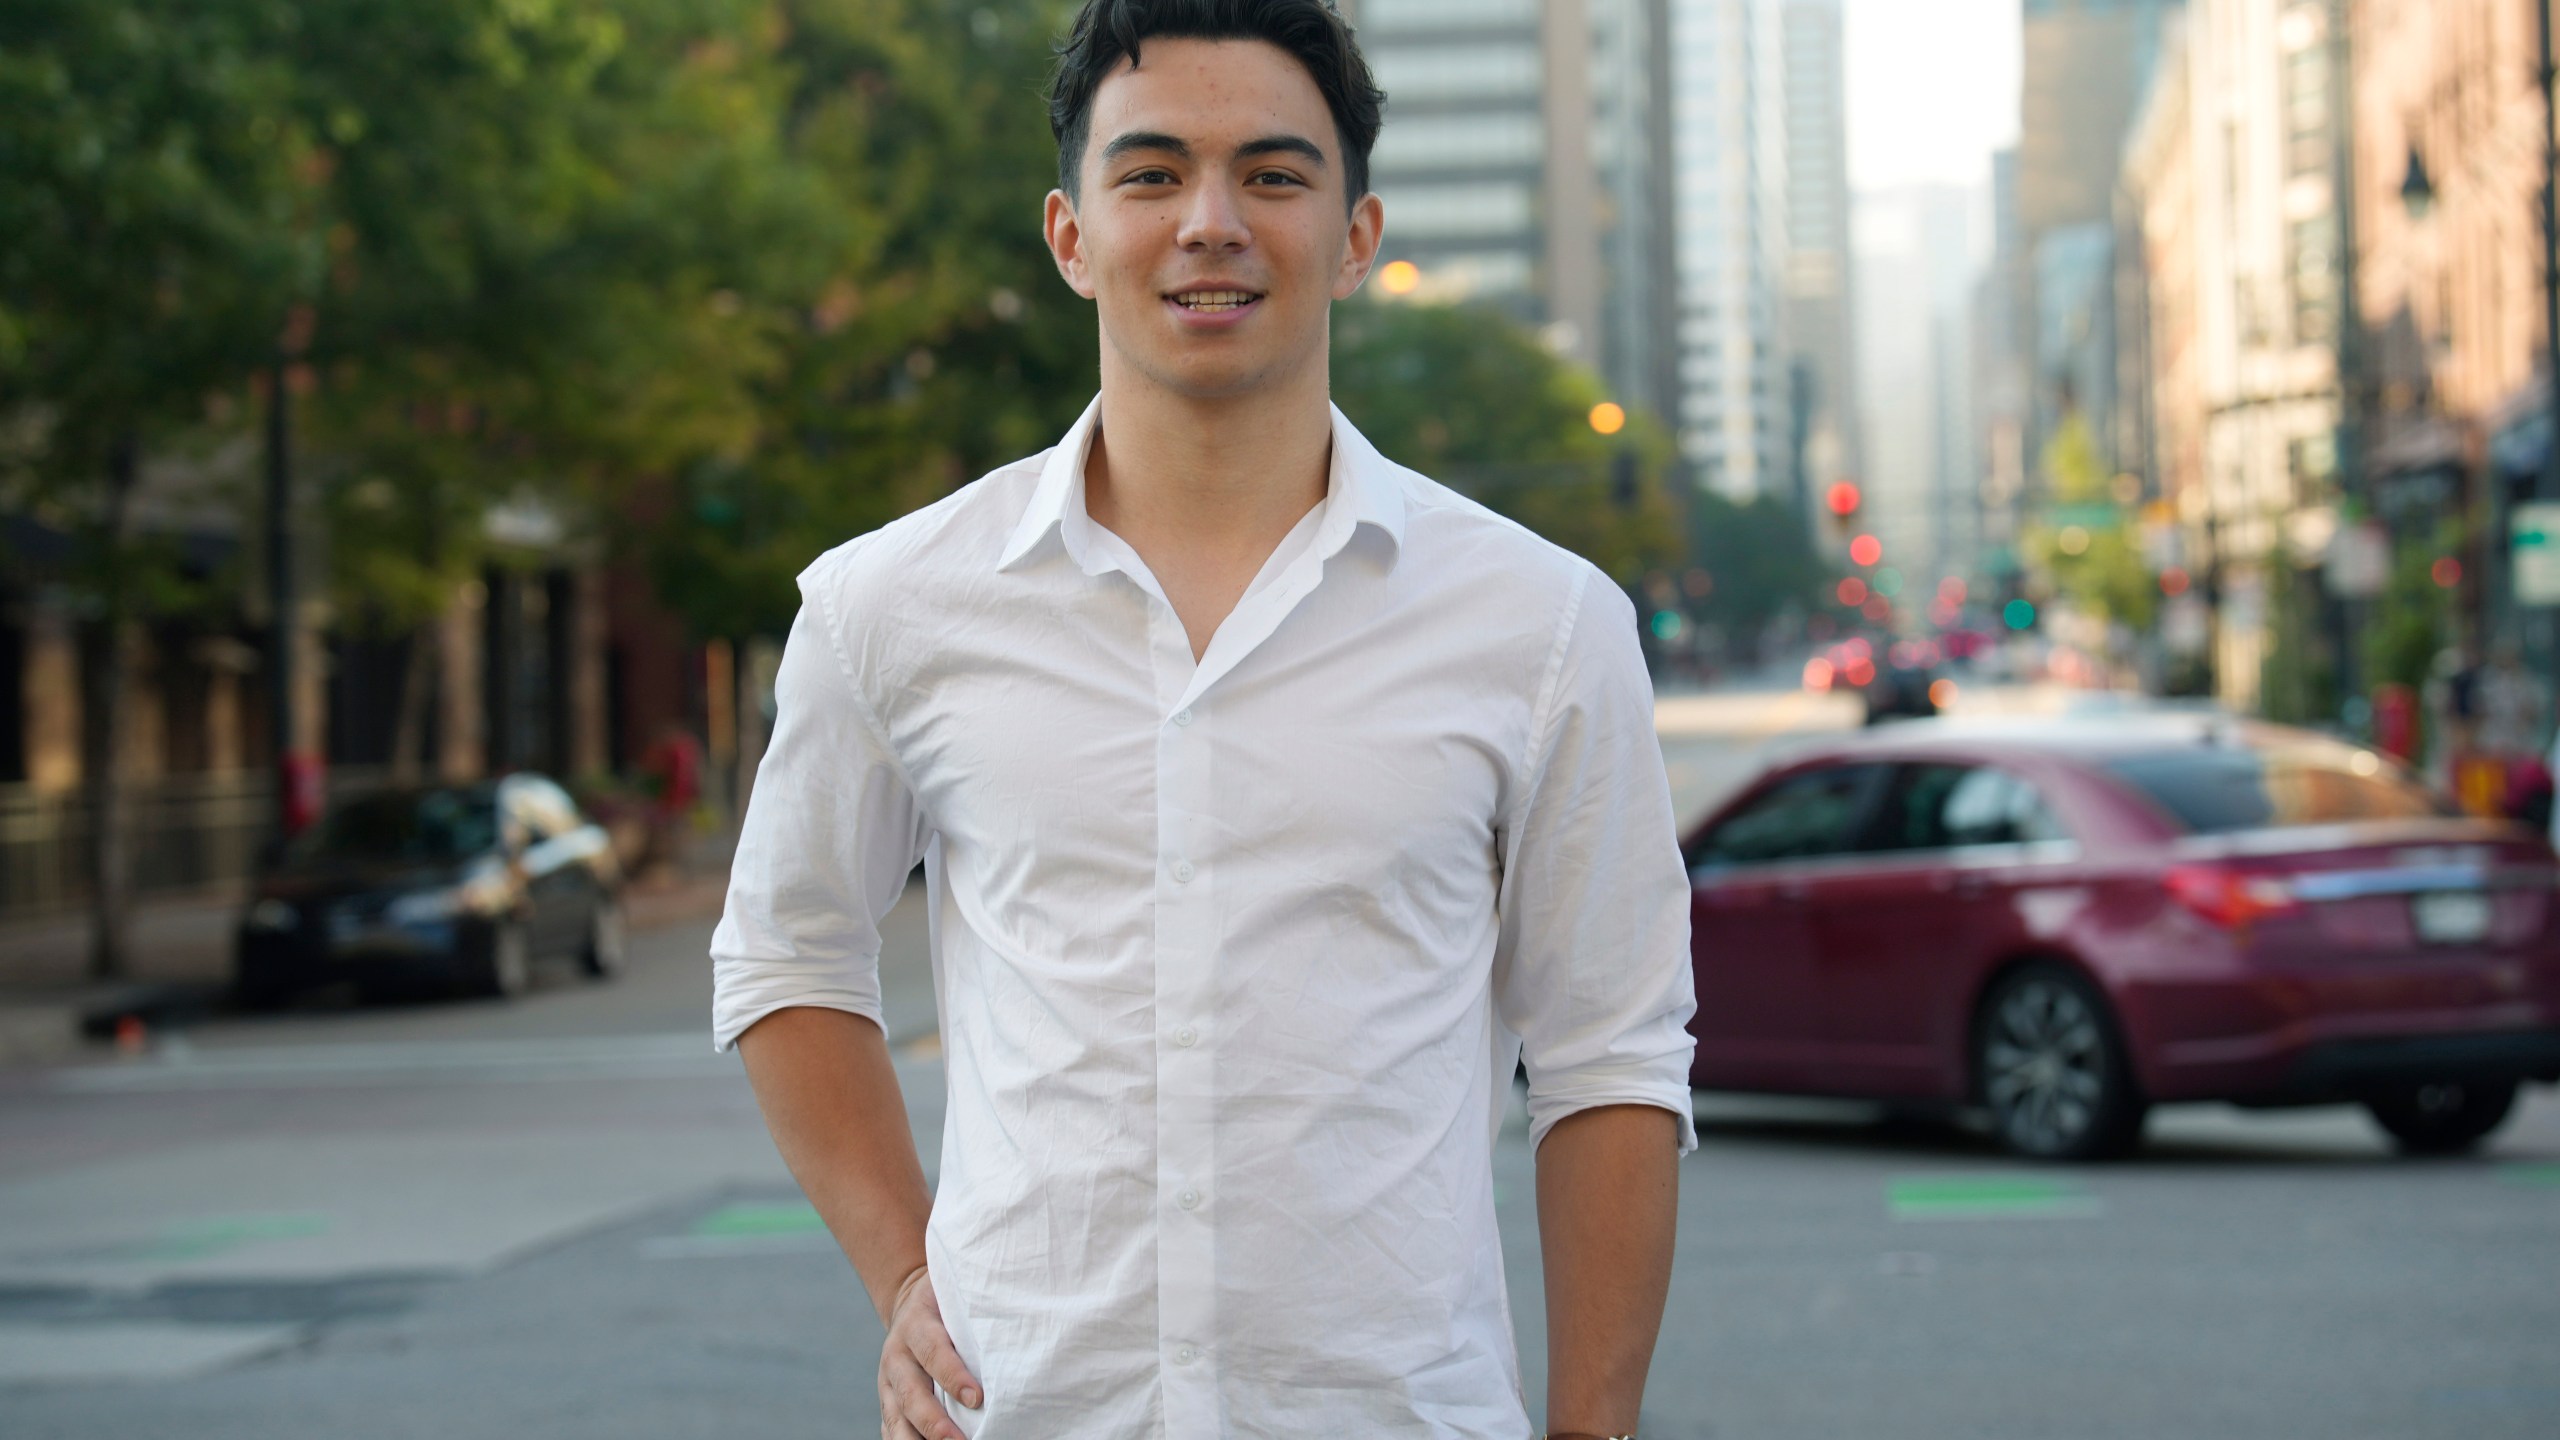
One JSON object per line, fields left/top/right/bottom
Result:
{"left": 2, "top": 685, "right": 2557, "bottom": 1440}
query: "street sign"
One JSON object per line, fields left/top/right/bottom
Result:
{"left": 2516, "top": 503, "right": 2560, "bottom": 606}
{"left": 2328, "top": 520, "right": 2391, "bottom": 599}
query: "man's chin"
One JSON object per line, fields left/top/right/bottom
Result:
{"left": 1108, "top": 335, "right": 1319, "bottom": 403}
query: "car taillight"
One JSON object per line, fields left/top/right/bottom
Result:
{"left": 2163, "top": 864, "right": 2300, "bottom": 928}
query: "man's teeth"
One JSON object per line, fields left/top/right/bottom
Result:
{"left": 1174, "top": 291, "right": 1258, "bottom": 311}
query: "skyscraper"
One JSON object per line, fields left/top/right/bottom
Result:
{"left": 1669, "top": 0, "right": 1791, "bottom": 499}
{"left": 2015, "top": 0, "right": 2183, "bottom": 479}
{"left": 1356, "top": 0, "right": 1679, "bottom": 419}
{"left": 1780, "top": 0, "right": 1860, "bottom": 514}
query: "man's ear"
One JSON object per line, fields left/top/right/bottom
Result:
{"left": 1045, "top": 189, "right": 1098, "bottom": 300}
{"left": 1333, "top": 191, "right": 1385, "bottom": 300}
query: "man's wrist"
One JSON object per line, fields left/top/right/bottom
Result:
{"left": 1545, "top": 1432, "right": 1634, "bottom": 1439}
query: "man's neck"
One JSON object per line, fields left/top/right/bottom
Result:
{"left": 1083, "top": 359, "right": 1333, "bottom": 566}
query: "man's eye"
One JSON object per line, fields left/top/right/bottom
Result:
{"left": 1124, "top": 169, "right": 1176, "bottom": 185}
{"left": 1248, "top": 171, "right": 1305, "bottom": 187}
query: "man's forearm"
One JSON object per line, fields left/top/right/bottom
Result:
{"left": 737, "top": 1006, "right": 935, "bottom": 1324}
{"left": 1535, "top": 1103, "right": 1680, "bottom": 1435}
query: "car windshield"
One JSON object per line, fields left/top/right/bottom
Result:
{"left": 289, "top": 790, "right": 499, "bottom": 865}
{"left": 2103, "top": 743, "right": 2449, "bottom": 834}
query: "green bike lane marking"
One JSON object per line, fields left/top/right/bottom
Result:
{"left": 2503, "top": 1162, "right": 2560, "bottom": 1190}
{"left": 63, "top": 1213, "right": 336, "bottom": 1264}
{"left": 1888, "top": 1175, "right": 2103, "bottom": 1221}
{"left": 642, "top": 1199, "right": 834, "bottom": 1259}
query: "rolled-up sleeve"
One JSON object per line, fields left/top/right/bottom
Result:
{"left": 709, "top": 565, "right": 926, "bottom": 1052}
{"left": 1491, "top": 569, "right": 1699, "bottom": 1155}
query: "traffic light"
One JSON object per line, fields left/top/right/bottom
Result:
{"left": 1825, "top": 480, "right": 1862, "bottom": 538}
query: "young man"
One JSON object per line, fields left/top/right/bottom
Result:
{"left": 712, "top": 2, "right": 1696, "bottom": 1436}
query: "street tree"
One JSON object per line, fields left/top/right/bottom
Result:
{"left": 1329, "top": 299, "right": 1681, "bottom": 585}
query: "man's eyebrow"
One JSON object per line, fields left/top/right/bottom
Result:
{"left": 1099, "top": 130, "right": 1191, "bottom": 165}
{"left": 1235, "top": 134, "right": 1328, "bottom": 168}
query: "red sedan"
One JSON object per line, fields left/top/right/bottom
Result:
{"left": 1683, "top": 714, "right": 2560, "bottom": 1159}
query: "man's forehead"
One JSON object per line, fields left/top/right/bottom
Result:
{"left": 1086, "top": 36, "right": 1337, "bottom": 153}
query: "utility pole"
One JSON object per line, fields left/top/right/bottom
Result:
{"left": 2537, "top": 0, "right": 2560, "bottom": 684}
{"left": 265, "top": 357, "right": 298, "bottom": 838}
{"left": 2327, "top": 0, "right": 2366, "bottom": 719}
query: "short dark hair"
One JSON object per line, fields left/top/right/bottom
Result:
{"left": 1047, "top": 0, "right": 1385, "bottom": 212}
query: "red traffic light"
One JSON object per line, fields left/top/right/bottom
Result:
{"left": 1825, "top": 481, "right": 1862, "bottom": 517}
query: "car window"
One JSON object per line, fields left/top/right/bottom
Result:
{"left": 2104, "top": 742, "right": 2446, "bottom": 833}
{"left": 1863, "top": 763, "right": 2072, "bottom": 852}
{"left": 1692, "top": 764, "right": 1884, "bottom": 868}
{"left": 290, "top": 789, "right": 497, "bottom": 864}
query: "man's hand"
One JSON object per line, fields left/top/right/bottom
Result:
{"left": 880, "top": 1264, "right": 982, "bottom": 1440}
{"left": 733, "top": 1009, "right": 980, "bottom": 1437}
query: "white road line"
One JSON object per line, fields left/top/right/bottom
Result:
{"left": 47, "top": 1032, "right": 731, "bottom": 1093}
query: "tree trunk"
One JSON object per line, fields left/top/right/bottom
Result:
{"left": 83, "top": 436, "right": 142, "bottom": 982}
{"left": 387, "top": 622, "right": 438, "bottom": 784}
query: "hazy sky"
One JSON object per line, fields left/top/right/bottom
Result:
{"left": 1841, "top": 0, "right": 2020, "bottom": 194}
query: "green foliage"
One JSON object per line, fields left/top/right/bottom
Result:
{"left": 2364, "top": 523, "right": 2455, "bottom": 694}
{"left": 2258, "top": 563, "right": 2338, "bottom": 726}
{"left": 1685, "top": 491, "right": 1826, "bottom": 632}
{"left": 2026, "top": 414, "right": 2155, "bottom": 630}
{"left": 640, "top": 0, "right": 1097, "bottom": 641}
{"left": 1329, "top": 299, "right": 1680, "bottom": 582}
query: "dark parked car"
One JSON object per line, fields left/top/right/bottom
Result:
{"left": 1684, "top": 715, "right": 2560, "bottom": 1159}
{"left": 236, "top": 775, "right": 625, "bottom": 1006}
{"left": 1861, "top": 665, "right": 1940, "bottom": 725}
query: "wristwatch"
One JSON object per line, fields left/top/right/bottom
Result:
{"left": 1545, "top": 1433, "right": 1635, "bottom": 1439}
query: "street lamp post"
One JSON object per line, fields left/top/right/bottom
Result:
{"left": 2537, "top": 0, "right": 2560, "bottom": 684}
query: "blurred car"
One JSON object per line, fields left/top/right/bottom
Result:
{"left": 235, "top": 775, "right": 624, "bottom": 1007}
{"left": 1684, "top": 715, "right": 2560, "bottom": 1159}
{"left": 1860, "top": 665, "right": 1940, "bottom": 725}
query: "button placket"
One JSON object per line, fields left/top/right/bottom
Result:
{"left": 1149, "top": 601, "right": 1217, "bottom": 1431}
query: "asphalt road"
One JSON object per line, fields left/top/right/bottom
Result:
{"left": 3, "top": 683, "right": 2557, "bottom": 1439}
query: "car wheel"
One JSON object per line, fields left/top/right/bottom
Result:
{"left": 468, "top": 920, "right": 533, "bottom": 1000}
{"left": 234, "top": 957, "right": 293, "bottom": 1012}
{"left": 1975, "top": 964, "right": 2148, "bottom": 1161}
{"left": 2364, "top": 1079, "right": 2517, "bottom": 1156}
{"left": 578, "top": 898, "right": 626, "bottom": 980}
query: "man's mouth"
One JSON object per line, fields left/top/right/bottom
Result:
{"left": 1169, "top": 289, "right": 1263, "bottom": 312}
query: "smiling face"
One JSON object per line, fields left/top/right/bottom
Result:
{"left": 1045, "top": 38, "right": 1383, "bottom": 403}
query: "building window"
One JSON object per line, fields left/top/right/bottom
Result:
{"left": 2282, "top": 39, "right": 2328, "bottom": 182}
{"left": 1373, "top": 112, "right": 1542, "bottom": 171}
{"left": 2288, "top": 213, "right": 2337, "bottom": 344}
{"left": 1359, "top": 0, "right": 1536, "bottom": 32}
{"left": 1375, "top": 181, "right": 1534, "bottom": 238}
{"left": 1370, "top": 45, "right": 1540, "bottom": 102}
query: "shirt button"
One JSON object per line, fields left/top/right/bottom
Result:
{"left": 1177, "top": 1188, "right": 1201, "bottom": 1210}
{"left": 1174, "top": 1026, "right": 1198, "bottom": 1048}
{"left": 1171, "top": 860, "right": 1195, "bottom": 884}
{"left": 1174, "top": 1346, "right": 1199, "bottom": 1365}
{"left": 1173, "top": 708, "right": 1193, "bottom": 726}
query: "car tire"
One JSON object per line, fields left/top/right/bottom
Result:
{"left": 468, "top": 920, "right": 534, "bottom": 1000}
{"left": 234, "top": 958, "right": 293, "bottom": 1012}
{"left": 1974, "top": 964, "right": 2148, "bottom": 1161}
{"left": 2364, "top": 1079, "right": 2517, "bottom": 1156}
{"left": 578, "top": 897, "right": 626, "bottom": 981}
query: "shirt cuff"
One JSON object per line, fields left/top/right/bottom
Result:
{"left": 1524, "top": 1068, "right": 1700, "bottom": 1157}
{"left": 710, "top": 957, "right": 886, "bottom": 1053}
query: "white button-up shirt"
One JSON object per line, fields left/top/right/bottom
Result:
{"left": 712, "top": 397, "right": 1697, "bottom": 1438}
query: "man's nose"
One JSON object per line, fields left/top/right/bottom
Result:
{"left": 1176, "top": 180, "right": 1251, "bottom": 252}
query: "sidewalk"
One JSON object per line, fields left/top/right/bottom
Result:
{"left": 0, "top": 868, "right": 732, "bottom": 1067}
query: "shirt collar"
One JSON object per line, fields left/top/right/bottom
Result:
{"left": 996, "top": 395, "right": 1407, "bottom": 575}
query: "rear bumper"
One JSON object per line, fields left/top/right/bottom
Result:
{"left": 236, "top": 921, "right": 476, "bottom": 988}
{"left": 2238, "top": 1030, "right": 2560, "bottom": 1106}
{"left": 2120, "top": 961, "right": 2560, "bottom": 1102}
